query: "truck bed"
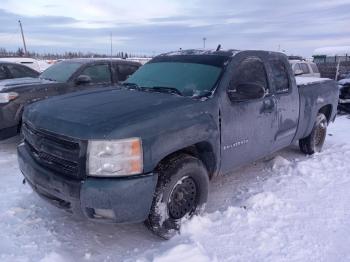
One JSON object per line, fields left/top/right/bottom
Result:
{"left": 294, "top": 77, "right": 339, "bottom": 142}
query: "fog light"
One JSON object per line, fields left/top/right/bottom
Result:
{"left": 93, "top": 208, "right": 116, "bottom": 219}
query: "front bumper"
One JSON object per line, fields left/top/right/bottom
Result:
{"left": 0, "top": 102, "right": 21, "bottom": 140}
{"left": 18, "top": 143, "right": 158, "bottom": 223}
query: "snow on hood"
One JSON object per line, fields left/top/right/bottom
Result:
{"left": 0, "top": 77, "right": 53, "bottom": 92}
{"left": 338, "top": 78, "right": 350, "bottom": 86}
{"left": 296, "top": 76, "right": 330, "bottom": 86}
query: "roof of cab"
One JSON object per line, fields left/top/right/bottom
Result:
{"left": 159, "top": 49, "right": 240, "bottom": 58}
{"left": 158, "top": 49, "right": 287, "bottom": 58}
{"left": 60, "top": 58, "right": 141, "bottom": 66}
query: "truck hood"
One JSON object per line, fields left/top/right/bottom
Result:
{"left": 0, "top": 77, "right": 56, "bottom": 92}
{"left": 24, "top": 87, "right": 203, "bottom": 139}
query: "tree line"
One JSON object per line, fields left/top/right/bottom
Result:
{"left": 0, "top": 47, "right": 150, "bottom": 60}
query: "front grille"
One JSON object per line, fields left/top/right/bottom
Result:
{"left": 22, "top": 122, "right": 85, "bottom": 179}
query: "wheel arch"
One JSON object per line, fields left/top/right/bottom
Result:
{"left": 154, "top": 141, "right": 217, "bottom": 180}
{"left": 318, "top": 104, "right": 332, "bottom": 123}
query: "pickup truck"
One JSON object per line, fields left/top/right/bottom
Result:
{"left": 0, "top": 58, "right": 140, "bottom": 140}
{"left": 18, "top": 49, "right": 338, "bottom": 239}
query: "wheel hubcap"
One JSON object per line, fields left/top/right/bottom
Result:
{"left": 168, "top": 177, "right": 198, "bottom": 220}
{"left": 315, "top": 121, "right": 326, "bottom": 147}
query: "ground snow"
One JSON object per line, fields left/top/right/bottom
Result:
{"left": 1, "top": 116, "right": 350, "bottom": 261}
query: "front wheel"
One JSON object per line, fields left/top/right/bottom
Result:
{"left": 145, "top": 154, "right": 209, "bottom": 239}
{"left": 299, "top": 113, "right": 328, "bottom": 155}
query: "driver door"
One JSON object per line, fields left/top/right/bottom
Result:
{"left": 73, "top": 63, "right": 113, "bottom": 92}
{"left": 220, "top": 56, "right": 278, "bottom": 174}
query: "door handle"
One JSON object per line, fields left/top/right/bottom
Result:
{"left": 261, "top": 97, "right": 276, "bottom": 113}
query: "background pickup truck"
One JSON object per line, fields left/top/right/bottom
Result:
{"left": 18, "top": 49, "right": 338, "bottom": 239}
{"left": 0, "top": 58, "right": 140, "bottom": 140}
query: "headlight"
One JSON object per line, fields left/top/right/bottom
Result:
{"left": 0, "top": 92, "right": 18, "bottom": 104}
{"left": 87, "top": 138, "right": 143, "bottom": 177}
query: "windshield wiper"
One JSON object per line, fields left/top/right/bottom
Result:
{"left": 40, "top": 77, "right": 56, "bottom": 81}
{"left": 148, "top": 86, "right": 183, "bottom": 96}
{"left": 121, "top": 82, "right": 144, "bottom": 91}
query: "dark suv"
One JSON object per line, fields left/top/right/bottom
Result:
{"left": 0, "top": 58, "right": 141, "bottom": 140}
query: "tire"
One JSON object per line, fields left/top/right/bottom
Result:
{"left": 145, "top": 154, "right": 209, "bottom": 239}
{"left": 299, "top": 113, "right": 328, "bottom": 155}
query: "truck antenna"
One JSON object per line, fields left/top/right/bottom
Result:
{"left": 18, "top": 20, "right": 28, "bottom": 56}
{"left": 110, "top": 32, "right": 113, "bottom": 59}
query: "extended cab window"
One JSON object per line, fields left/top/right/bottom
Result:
{"left": 270, "top": 59, "right": 289, "bottom": 94}
{"left": 81, "top": 64, "right": 111, "bottom": 83}
{"left": 230, "top": 57, "right": 268, "bottom": 95}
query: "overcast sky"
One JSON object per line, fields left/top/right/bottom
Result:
{"left": 0, "top": 0, "right": 349, "bottom": 56}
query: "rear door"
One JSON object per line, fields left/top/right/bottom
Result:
{"left": 268, "top": 57, "right": 299, "bottom": 150}
{"left": 220, "top": 55, "right": 278, "bottom": 174}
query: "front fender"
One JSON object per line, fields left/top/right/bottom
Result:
{"left": 144, "top": 111, "right": 220, "bottom": 174}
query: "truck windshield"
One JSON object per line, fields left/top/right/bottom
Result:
{"left": 40, "top": 62, "right": 81, "bottom": 82}
{"left": 124, "top": 62, "right": 222, "bottom": 97}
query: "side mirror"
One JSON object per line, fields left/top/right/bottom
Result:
{"left": 294, "top": 69, "right": 303, "bottom": 76}
{"left": 75, "top": 75, "right": 91, "bottom": 85}
{"left": 228, "top": 83, "right": 266, "bottom": 102}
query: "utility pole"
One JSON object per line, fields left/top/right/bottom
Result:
{"left": 110, "top": 32, "right": 113, "bottom": 58}
{"left": 18, "top": 20, "right": 28, "bottom": 56}
{"left": 203, "top": 37, "right": 207, "bottom": 49}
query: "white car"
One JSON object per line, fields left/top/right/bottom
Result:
{"left": 0, "top": 57, "right": 41, "bottom": 72}
{"left": 290, "top": 60, "right": 321, "bottom": 78}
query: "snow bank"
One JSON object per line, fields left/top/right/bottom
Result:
{"left": 153, "top": 244, "right": 214, "bottom": 262}
{"left": 151, "top": 122, "right": 350, "bottom": 261}
{"left": 40, "top": 252, "right": 67, "bottom": 262}
{"left": 1, "top": 117, "right": 350, "bottom": 261}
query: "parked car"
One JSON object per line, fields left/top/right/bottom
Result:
{"left": 18, "top": 49, "right": 338, "bottom": 239}
{"left": 0, "top": 58, "right": 141, "bottom": 140}
{"left": 290, "top": 60, "right": 321, "bottom": 77}
{"left": 338, "top": 76, "right": 350, "bottom": 113}
{"left": 0, "top": 61, "right": 39, "bottom": 80}
{"left": 0, "top": 57, "right": 41, "bottom": 72}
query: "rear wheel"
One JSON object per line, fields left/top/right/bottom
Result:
{"left": 299, "top": 113, "right": 328, "bottom": 155}
{"left": 145, "top": 154, "right": 209, "bottom": 239}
